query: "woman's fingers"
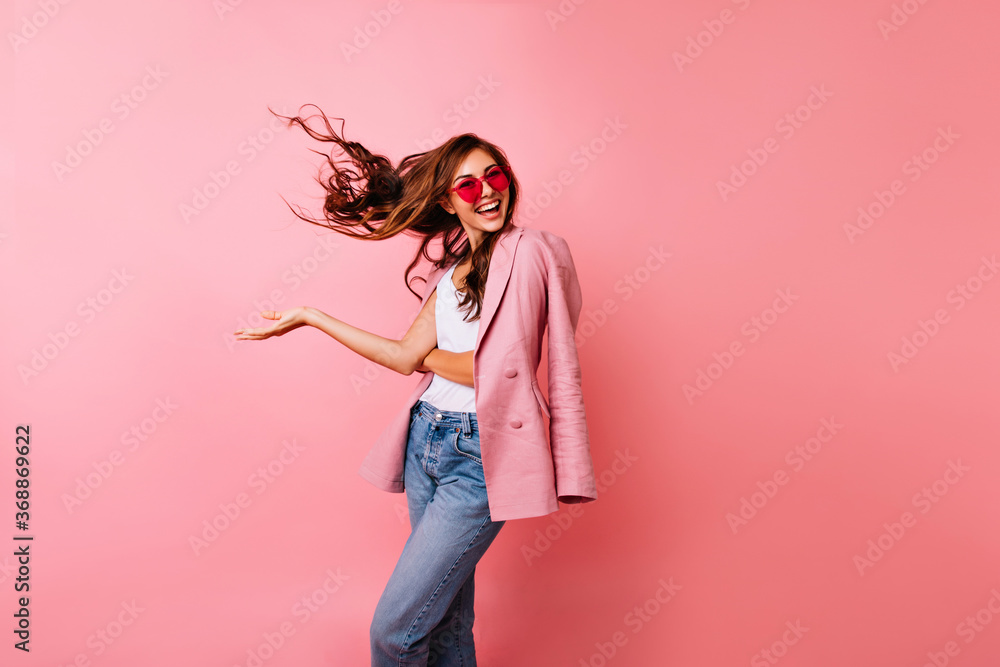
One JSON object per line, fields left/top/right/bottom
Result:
{"left": 234, "top": 321, "right": 272, "bottom": 339}
{"left": 234, "top": 327, "right": 262, "bottom": 339}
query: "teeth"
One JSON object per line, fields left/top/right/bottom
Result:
{"left": 477, "top": 200, "right": 499, "bottom": 214}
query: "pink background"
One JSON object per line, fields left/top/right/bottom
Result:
{"left": 4, "top": 0, "right": 1000, "bottom": 665}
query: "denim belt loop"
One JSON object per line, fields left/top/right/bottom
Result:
{"left": 461, "top": 411, "right": 472, "bottom": 437}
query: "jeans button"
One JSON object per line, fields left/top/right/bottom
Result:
{"left": 435, "top": 413, "right": 443, "bottom": 420}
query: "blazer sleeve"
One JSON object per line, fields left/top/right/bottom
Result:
{"left": 545, "top": 235, "right": 598, "bottom": 504}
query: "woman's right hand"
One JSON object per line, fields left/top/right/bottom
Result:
{"left": 234, "top": 307, "right": 311, "bottom": 341}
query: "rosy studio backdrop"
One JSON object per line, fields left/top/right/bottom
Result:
{"left": 4, "top": 0, "right": 1000, "bottom": 665}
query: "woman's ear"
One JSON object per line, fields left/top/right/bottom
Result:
{"left": 439, "top": 198, "right": 455, "bottom": 215}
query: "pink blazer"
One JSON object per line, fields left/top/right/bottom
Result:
{"left": 358, "top": 223, "right": 598, "bottom": 521}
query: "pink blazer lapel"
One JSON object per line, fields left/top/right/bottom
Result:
{"left": 475, "top": 224, "right": 523, "bottom": 351}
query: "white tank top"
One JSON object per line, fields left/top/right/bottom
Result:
{"left": 417, "top": 263, "right": 479, "bottom": 412}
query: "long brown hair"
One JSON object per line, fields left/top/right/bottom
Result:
{"left": 270, "top": 104, "right": 521, "bottom": 322}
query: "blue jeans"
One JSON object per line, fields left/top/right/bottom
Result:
{"left": 370, "top": 400, "right": 506, "bottom": 666}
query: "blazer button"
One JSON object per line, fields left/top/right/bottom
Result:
{"left": 504, "top": 368, "right": 517, "bottom": 378}
{"left": 509, "top": 419, "right": 522, "bottom": 429}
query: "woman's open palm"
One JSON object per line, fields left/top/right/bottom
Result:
{"left": 234, "top": 307, "right": 309, "bottom": 341}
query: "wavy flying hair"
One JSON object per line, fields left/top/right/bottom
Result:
{"left": 270, "top": 104, "right": 521, "bottom": 322}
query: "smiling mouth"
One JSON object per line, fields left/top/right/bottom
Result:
{"left": 475, "top": 200, "right": 500, "bottom": 214}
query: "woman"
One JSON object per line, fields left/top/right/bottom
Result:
{"left": 234, "top": 105, "right": 597, "bottom": 665}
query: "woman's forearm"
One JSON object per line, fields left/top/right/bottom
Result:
{"left": 422, "top": 349, "right": 475, "bottom": 387}
{"left": 303, "top": 306, "right": 417, "bottom": 374}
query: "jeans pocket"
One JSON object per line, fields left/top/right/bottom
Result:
{"left": 452, "top": 429, "right": 483, "bottom": 465}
